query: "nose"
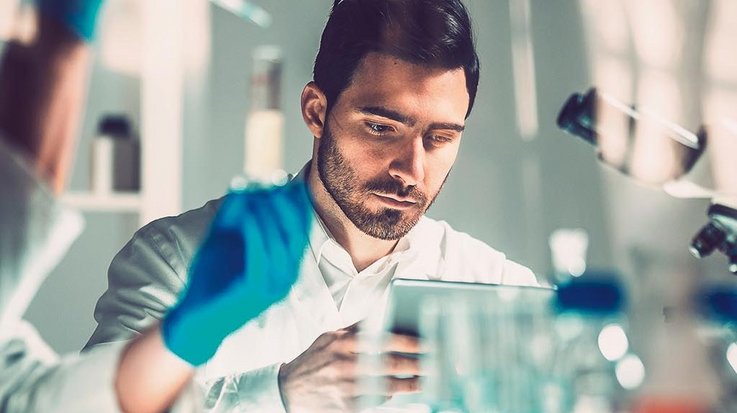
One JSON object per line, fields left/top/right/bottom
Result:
{"left": 388, "top": 137, "right": 425, "bottom": 187}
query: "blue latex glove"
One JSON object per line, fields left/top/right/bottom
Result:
{"left": 36, "top": 0, "right": 105, "bottom": 42}
{"left": 162, "top": 180, "right": 313, "bottom": 366}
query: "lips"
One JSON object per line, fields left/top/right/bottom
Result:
{"left": 372, "top": 193, "right": 418, "bottom": 209}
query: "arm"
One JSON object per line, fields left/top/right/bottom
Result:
{"left": 116, "top": 325, "right": 195, "bottom": 413}
{"left": 86, "top": 185, "right": 315, "bottom": 412}
{"left": 0, "top": 131, "right": 196, "bottom": 413}
{"left": 0, "top": 321, "right": 196, "bottom": 413}
{"left": 84, "top": 208, "right": 287, "bottom": 412}
{"left": 0, "top": 6, "right": 196, "bottom": 413}
{"left": 0, "top": 14, "right": 90, "bottom": 193}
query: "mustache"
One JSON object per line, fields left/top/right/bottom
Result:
{"left": 363, "top": 178, "right": 428, "bottom": 205}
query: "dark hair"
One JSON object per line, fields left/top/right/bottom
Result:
{"left": 314, "top": 0, "right": 480, "bottom": 118}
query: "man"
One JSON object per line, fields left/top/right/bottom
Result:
{"left": 0, "top": 1, "right": 310, "bottom": 412}
{"left": 86, "top": 0, "right": 538, "bottom": 411}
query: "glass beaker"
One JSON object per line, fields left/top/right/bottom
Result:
{"left": 420, "top": 287, "right": 554, "bottom": 413}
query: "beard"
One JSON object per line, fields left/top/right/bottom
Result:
{"left": 317, "top": 121, "right": 446, "bottom": 240}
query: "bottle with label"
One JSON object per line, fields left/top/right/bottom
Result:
{"left": 244, "top": 45, "right": 284, "bottom": 182}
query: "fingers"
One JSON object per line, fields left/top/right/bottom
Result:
{"left": 264, "top": 186, "right": 312, "bottom": 284}
{"left": 386, "top": 376, "right": 421, "bottom": 394}
{"left": 312, "top": 327, "right": 359, "bottom": 354}
{"left": 247, "top": 194, "right": 293, "bottom": 294}
{"left": 357, "top": 352, "right": 421, "bottom": 377}
{"left": 238, "top": 196, "right": 269, "bottom": 293}
{"left": 384, "top": 353, "right": 421, "bottom": 376}
{"left": 383, "top": 333, "right": 421, "bottom": 354}
{"left": 349, "top": 375, "right": 421, "bottom": 397}
{"left": 342, "top": 322, "right": 360, "bottom": 333}
{"left": 237, "top": 181, "right": 313, "bottom": 294}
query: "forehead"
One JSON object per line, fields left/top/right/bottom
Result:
{"left": 337, "top": 52, "right": 470, "bottom": 122}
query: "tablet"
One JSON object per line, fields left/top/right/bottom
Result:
{"left": 383, "top": 278, "right": 555, "bottom": 336}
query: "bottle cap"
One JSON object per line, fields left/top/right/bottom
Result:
{"left": 98, "top": 115, "right": 132, "bottom": 139}
{"left": 554, "top": 272, "right": 625, "bottom": 315}
{"left": 698, "top": 285, "right": 737, "bottom": 323}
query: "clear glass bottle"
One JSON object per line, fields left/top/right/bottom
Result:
{"left": 244, "top": 45, "right": 284, "bottom": 182}
{"left": 548, "top": 274, "right": 640, "bottom": 413}
{"left": 695, "top": 285, "right": 737, "bottom": 413}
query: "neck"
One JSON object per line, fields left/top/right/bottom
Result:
{"left": 307, "top": 159, "right": 398, "bottom": 272}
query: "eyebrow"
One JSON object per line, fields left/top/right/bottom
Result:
{"left": 358, "top": 106, "right": 465, "bottom": 132}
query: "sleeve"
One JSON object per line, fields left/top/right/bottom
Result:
{"left": 202, "top": 364, "right": 287, "bottom": 413}
{"left": 83, "top": 223, "right": 189, "bottom": 348}
{"left": 0, "top": 137, "right": 83, "bottom": 332}
{"left": 500, "top": 259, "right": 540, "bottom": 287}
{"left": 0, "top": 321, "right": 205, "bottom": 413}
{"left": 0, "top": 321, "right": 125, "bottom": 412}
{"left": 84, "top": 198, "right": 226, "bottom": 348}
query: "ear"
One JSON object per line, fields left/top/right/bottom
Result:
{"left": 301, "top": 82, "right": 328, "bottom": 139}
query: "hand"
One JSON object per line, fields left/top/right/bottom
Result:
{"left": 36, "top": 0, "right": 106, "bottom": 41}
{"left": 162, "top": 180, "right": 313, "bottom": 366}
{"left": 278, "top": 324, "right": 422, "bottom": 413}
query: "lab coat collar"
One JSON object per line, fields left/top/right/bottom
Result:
{"left": 286, "top": 161, "right": 436, "bottom": 333}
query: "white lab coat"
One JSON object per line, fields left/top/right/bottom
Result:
{"left": 0, "top": 137, "right": 201, "bottom": 412}
{"left": 85, "top": 165, "right": 539, "bottom": 413}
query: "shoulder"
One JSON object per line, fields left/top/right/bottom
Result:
{"left": 114, "top": 197, "right": 225, "bottom": 277}
{"left": 412, "top": 217, "right": 538, "bottom": 286}
{"left": 143, "top": 197, "right": 224, "bottom": 245}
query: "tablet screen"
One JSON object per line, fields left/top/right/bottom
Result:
{"left": 383, "top": 278, "right": 555, "bottom": 336}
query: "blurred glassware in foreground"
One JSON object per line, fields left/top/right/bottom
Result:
{"left": 547, "top": 274, "right": 641, "bottom": 413}
{"left": 419, "top": 287, "right": 554, "bottom": 413}
{"left": 549, "top": 228, "right": 589, "bottom": 284}
{"left": 696, "top": 285, "right": 737, "bottom": 412}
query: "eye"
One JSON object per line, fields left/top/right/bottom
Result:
{"left": 426, "top": 135, "right": 454, "bottom": 146}
{"left": 366, "top": 122, "right": 394, "bottom": 135}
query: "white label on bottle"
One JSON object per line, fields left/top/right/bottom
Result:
{"left": 244, "top": 109, "right": 284, "bottom": 180}
{"left": 91, "top": 137, "right": 114, "bottom": 194}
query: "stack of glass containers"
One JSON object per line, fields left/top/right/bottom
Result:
{"left": 419, "top": 286, "right": 555, "bottom": 413}
{"left": 546, "top": 274, "right": 643, "bottom": 413}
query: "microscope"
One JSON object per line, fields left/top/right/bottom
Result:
{"left": 557, "top": 88, "right": 737, "bottom": 275}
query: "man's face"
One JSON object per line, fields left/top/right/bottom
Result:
{"left": 316, "top": 52, "right": 469, "bottom": 240}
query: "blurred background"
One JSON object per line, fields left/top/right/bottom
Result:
{"left": 0, "top": 0, "right": 733, "bottom": 356}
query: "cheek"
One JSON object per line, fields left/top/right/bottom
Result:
{"left": 425, "top": 146, "right": 459, "bottom": 187}
{"left": 343, "top": 135, "right": 393, "bottom": 169}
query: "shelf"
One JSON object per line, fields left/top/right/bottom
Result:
{"left": 61, "top": 191, "right": 142, "bottom": 213}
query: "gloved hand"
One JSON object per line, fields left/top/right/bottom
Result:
{"left": 162, "top": 180, "right": 313, "bottom": 366}
{"left": 36, "top": 0, "right": 106, "bottom": 42}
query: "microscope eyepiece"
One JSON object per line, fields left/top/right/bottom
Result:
{"left": 556, "top": 90, "right": 597, "bottom": 145}
{"left": 690, "top": 222, "right": 727, "bottom": 259}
